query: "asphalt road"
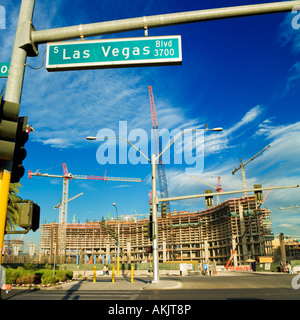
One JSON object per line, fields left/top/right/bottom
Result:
{"left": 2, "top": 272, "right": 300, "bottom": 301}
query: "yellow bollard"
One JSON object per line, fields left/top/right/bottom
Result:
{"left": 131, "top": 265, "right": 134, "bottom": 283}
{"left": 112, "top": 266, "right": 115, "bottom": 283}
{"left": 93, "top": 265, "right": 96, "bottom": 283}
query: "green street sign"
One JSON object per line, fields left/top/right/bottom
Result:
{"left": 46, "top": 36, "right": 182, "bottom": 71}
{"left": 0, "top": 62, "right": 10, "bottom": 77}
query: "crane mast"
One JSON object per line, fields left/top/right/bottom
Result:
{"left": 148, "top": 86, "right": 170, "bottom": 214}
{"left": 232, "top": 145, "right": 270, "bottom": 196}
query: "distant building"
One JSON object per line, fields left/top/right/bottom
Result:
{"left": 39, "top": 195, "right": 273, "bottom": 266}
{"left": 272, "top": 236, "right": 300, "bottom": 261}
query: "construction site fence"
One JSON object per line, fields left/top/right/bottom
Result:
{"left": 3, "top": 260, "right": 300, "bottom": 273}
{"left": 1, "top": 262, "right": 208, "bottom": 271}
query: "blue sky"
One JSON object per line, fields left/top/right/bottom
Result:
{"left": 1, "top": 0, "right": 300, "bottom": 249}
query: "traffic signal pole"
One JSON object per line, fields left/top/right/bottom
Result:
{"left": 151, "top": 154, "right": 159, "bottom": 283}
{"left": 0, "top": 0, "right": 35, "bottom": 269}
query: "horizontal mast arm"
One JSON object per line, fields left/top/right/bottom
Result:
{"left": 158, "top": 184, "right": 300, "bottom": 202}
{"left": 32, "top": 1, "right": 300, "bottom": 44}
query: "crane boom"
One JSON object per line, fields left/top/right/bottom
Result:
{"left": 54, "top": 192, "right": 83, "bottom": 210}
{"left": 232, "top": 145, "right": 270, "bottom": 175}
{"left": 280, "top": 205, "right": 300, "bottom": 210}
{"left": 29, "top": 171, "right": 142, "bottom": 182}
{"left": 192, "top": 175, "right": 215, "bottom": 189}
{"left": 192, "top": 175, "right": 222, "bottom": 204}
{"left": 232, "top": 145, "right": 270, "bottom": 196}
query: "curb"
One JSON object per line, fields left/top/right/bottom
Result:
{"left": 143, "top": 280, "right": 182, "bottom": 290}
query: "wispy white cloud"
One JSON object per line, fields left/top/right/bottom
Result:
{"left": 113, "top": 184, "right": 133, "bottom": 188}
{"left": 277, "top": 12, "right": 300, "bottom": 94}
{"left": 254, "top": 120, "right": 300, "bottom": 172}
{"left": 277, "top": 12, "right": 300, "bottom": 54}
{"left": 202, "top": 105, "right": 263, "bottom": 156}
{"left": 225, "top": 105, "right": 262, "bottom": 135}
{"left": 35, "top": 137, "right": 73, "bottom": 148}
{"left": 23, "top": 64, "right": 207, "bottom": 149}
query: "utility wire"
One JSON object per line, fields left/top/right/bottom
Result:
{"left": 24, "top": 49, "right": 47, "bottom": 70}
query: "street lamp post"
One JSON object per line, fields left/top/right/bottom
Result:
{"left": 151, "top": 153, "right": 159, "bottom": 283}
{"left": 87, "top": 126, "right": 222, "bottom": 283}
{"left": 112, "top": 202, "right": 120, "bottom": 276}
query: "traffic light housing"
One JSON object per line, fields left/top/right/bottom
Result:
{"left": 0, "top": 89, "right": 20, "bottom": 161}
{"left": 143, "top": 222, "right": 151, "bottom": 238}
{"left": 146, "top": 246, "right": 153, "bottom": 253}
{"left": 280, "top": 233, "right": 284, "bottom": 241}
{"left": 161, "top": 203, "right": 167, "bottom": 218}
{"left": 101, "top": 217, "right": 105, "bottom": 229}
{"left": 254, "top": 184, "right": 263, "bottom": 203}
{"left": 11, "top": 116, "right": 28, "bottom": 182}
{"left": 205, "top": 189, "right": 214, "bottom": 207}
{"left": 149, "top": 205, "right": 153, "bottom": 225}
{"left": 18, "top": 200, "right": 40, "bottom": 232}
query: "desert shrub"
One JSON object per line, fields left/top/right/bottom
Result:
{"left": 16, "top": 273, "right": 36, "bottom": 285}
{"left": 4, "top": 267, "right": 73, "bottom": 285}
{"left": 41, "top": 274, "right": 58, "bottom": 285}
{"left": 5, "top": 268, "right": 22, "bottom": 285}
{"left": 55, "top": 270, "right": 73, "bottom": 282}
{"left": 40, "top": 269, "right": 57, "bottom": 285}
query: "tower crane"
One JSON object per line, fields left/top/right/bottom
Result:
{"left": 29, "top": 163, "right": 142, "bottom": 224}
{"left": 192, "top": 176, "right": 223, "bottom": 204}
{"left": 29, "top": 163, "right": 142, "bottom": 255}
{"left": 148, "top": 86, "right": 170, "bottom": 213}
{"left": 232, "top": 145, "right": 270, "bottom": 196}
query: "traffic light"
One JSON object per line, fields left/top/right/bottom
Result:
{"left": 101, "top": 217, "right": 105, "bottom": 229}
{"left": 280, "top": 233, "right": 284, "bottom": 241}
{"left": 11, "top": 116, "right": 28, "bottom": 182}
{"left": 262, "top": 232, "right": 265, "bottom": 239}
{"left": 146, "top": 246, "right": 153, "bottom": 253}
{"left": 254, "top": 184, "right": 263, "bottom": 203}
{"left": 0, "top": 89, "right": 20, "bottom": 162}
{"left": 149, "top": 205, "right": 153, "bottom": 224}
{"left": 161, "top": 203, "right": 167, "bottom": 218}
{"left": 143, "top": 222, "right": 151, "bottom": 238}
{"left": 18, "top": 200, "right": 40, "bottom": 232}
{"left": 205, "top": 189, "right": 214, "bottom": 207}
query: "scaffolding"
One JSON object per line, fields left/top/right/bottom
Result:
{"left": 39, "top": 196, "right": 273, "bottom": 266}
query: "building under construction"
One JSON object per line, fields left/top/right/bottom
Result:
{"left": 39, "top": 195, "right": 274, "bottom": 266}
